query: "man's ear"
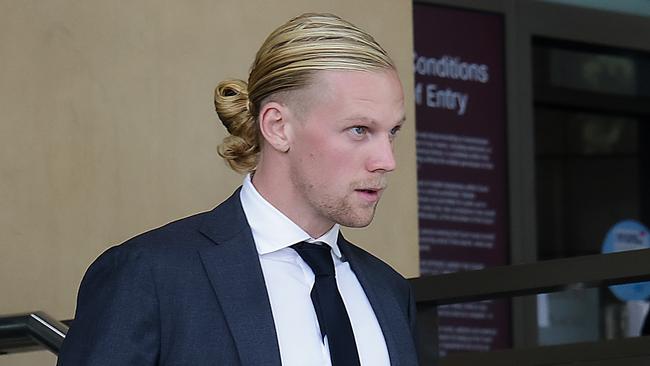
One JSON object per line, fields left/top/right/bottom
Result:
{"left": 258, "top": 101, "right": 291, "bottom": 153}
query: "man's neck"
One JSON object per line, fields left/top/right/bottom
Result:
{"left": 250, "top": 170, "right": 334, "bottom": 238}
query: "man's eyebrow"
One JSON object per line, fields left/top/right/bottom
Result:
{"left": 341, "top": 116, "right": 376, "bottom": 124}
{"left": 341, "top": 115, "right": 407, "bottom": 125}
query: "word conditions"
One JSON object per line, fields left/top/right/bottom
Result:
{"left": 414, "top": 54, "right": 490, "bottom": 116}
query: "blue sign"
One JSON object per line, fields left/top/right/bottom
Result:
{"left": 601, "top": 220, "right": 650, "bottom": 301}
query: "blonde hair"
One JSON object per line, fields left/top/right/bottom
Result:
{"left": 214, "top": 13, "right": 395, "bottom": 173}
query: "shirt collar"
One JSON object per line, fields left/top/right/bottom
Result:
{"left": 239, "top": 174, "right": 342, "bottom": 258}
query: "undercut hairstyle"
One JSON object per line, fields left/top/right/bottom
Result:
{"left": 214, "top": 13, "right": 395, "bottom": 173}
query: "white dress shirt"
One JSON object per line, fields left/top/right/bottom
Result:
{"left": 239, "top": 174, "right": 390, "bottom": 366}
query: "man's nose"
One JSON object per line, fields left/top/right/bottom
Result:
{"left": 367, "top": 136, "right": 396, "bottom": 173}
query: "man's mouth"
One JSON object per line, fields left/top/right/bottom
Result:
{"left": 356, "top": 188, "right": 381, "bottom": 193}
{"left": 354, "top": 187, "right": 384, "bottom": 202}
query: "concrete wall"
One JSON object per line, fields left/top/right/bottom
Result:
{"left": 0, "top": 0, "right": 417, "bottom": 364}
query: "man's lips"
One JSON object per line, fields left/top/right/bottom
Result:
{"left": 354, "top": 187, "right": 385, "bottom": 202}
{"left": 354, "top": 183, "right": 386, "bottom": 192}
{"left": 355, "top": 188, "right": 383, "bottom": 193}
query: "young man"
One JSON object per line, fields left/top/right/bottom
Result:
{"left": 58, "top": 13, "right": 418, "bottom": 366}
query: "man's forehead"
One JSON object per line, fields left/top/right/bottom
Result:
{"left": 317, "top": 73, "right": 403, "bottom": 120}
{"left": 277, "top": 69, "right": 403, "bottom": 120}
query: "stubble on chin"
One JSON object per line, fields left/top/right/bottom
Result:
{"left": 326, "top": 192, "right": 380, "bottom": 228}
{"left": 290, "top": 166, "right": 385, "bottom": 228}
{"left": 334, "top": 177, "right": 389, "bottom": 227}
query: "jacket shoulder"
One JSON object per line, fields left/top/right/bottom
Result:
{"left": 112, "top": 187, "right": 245, "bottom": 257}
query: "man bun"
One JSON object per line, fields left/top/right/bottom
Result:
{"left": 214, "top": 79, "right": 259, "bottom": 173}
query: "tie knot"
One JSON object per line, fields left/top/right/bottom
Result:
{"left": 291, "top": 242, "right": 335, "bottom": 277}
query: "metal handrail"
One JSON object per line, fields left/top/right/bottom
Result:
{"left": 0, "top": 311, "right": 69, "bottom": 355}
{"left": 409, "top": 248, "right": 650, "bottom": 365}
{"left": 410, "top": 248, "right": 650, "bottom": 306}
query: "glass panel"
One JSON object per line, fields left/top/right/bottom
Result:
{"left": 535, "top": 109, "right": 638, "bottom": 156}
{"left": 537, "top": 289, "right": 600, "bottom": 345}
{"left": 534, "top": 109, "right": 648, "bottom": 346}
{"left": 537, "top": 287, "right": 650, "bottom": 347}
{"left": 535, "top": 108, "right": 640, "bottom": 259}
{"left": 549, "top": 49, "right": 637, "bottom": 95}
{"left": 533, "top": 37, "right": 650, "bottom": 350}
{"left": 534, "top": 42, "right": 650, "bottom": 98}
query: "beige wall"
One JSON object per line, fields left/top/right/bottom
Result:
{"left": 0, "top": 1, "right": 417, "bottom": 364}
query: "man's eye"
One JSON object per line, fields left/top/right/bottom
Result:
{"left": 389, "top": 126, "right": 402, "bottom": 137}
{"left": 351, "top": 126, "right": 367, "bottom": 135}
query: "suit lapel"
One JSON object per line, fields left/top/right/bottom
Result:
{"left": 198, "top": 189, "right": 281, "bottom": 366}
{"left": 339, "top": 236, "right": 418, "bottom": 366}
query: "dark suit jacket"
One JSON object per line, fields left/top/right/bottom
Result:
{"left": 57, "top": 189, "right": 419, "bottom": 365}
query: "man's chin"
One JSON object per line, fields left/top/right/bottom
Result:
{"left": 342, "top": 221, "right": 373, "bottom": 229}
{"left": 336, "top": 209, "right": 377, "bottom": 228}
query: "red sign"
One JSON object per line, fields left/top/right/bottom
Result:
{"left": 414, "top": 3, "right": 511, "bottom": 356}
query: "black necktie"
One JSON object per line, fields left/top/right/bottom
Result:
{"left": 291, "top": 242, "right": 361, "bottom": 366}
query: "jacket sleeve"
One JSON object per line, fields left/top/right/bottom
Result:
{"left": 57, "top": 244, "right": 160, "bottom": 365}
